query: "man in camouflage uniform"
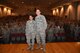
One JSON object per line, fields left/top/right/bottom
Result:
{"left": 10, "top": 23, "right": 17, "bottom": 34}
{"left": 2, "top": 25, "right": 10, "bottom": 43}
{"left": 35, "top": 9, "right": 47, "bottom": 52}
{"left": 25, "top": 15, "right": 36, "bottom": 50}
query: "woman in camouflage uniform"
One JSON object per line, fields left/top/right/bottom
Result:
{"left": 25, "top": 15, "right": 36, "bottom": 50}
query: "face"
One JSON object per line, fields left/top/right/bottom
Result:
{"left": 29, "top": 15, "right": 33, "bottom": 20}
{"left": 36, "top": 9, "right": 41, "bottom": 15}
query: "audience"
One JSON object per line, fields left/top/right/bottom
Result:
{"left": 0, "top": 15, "right": 80, "bottom": 43}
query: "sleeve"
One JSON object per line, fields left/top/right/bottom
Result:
{"left": 33, "top": 21, "right": 37, "bottom": 32}
{"left": 42, "top": 16, "right": 47, "bottom": 30}
{"left": 25, "top": 21, "right": 28, "bottom": 35}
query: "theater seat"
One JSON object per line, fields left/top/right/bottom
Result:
{"left": 52, "top": 34, "right": 56, "bottom": 42}
{"left": 10, "top": 33, "right": 26, "bottom": 43}
{"left": 78, "top": 33, "right": 80, "bottom": 41}
{"left": 21, "top": 36, "right": 26, "bottom": 43}
{"left": 16, "top": 36, "right": 20, "bottom": 42}
{"left": 56, "top": 33, "right": 65, "bottom": 41}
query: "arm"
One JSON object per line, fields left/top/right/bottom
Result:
{"left": 42, "top": 15, "right": 47, "bottom": 30}
{"left": 25, "top": 21, "right": 28, "bottom": 35}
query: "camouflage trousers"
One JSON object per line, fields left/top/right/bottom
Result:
{"left": 26, "top": 32, "right": 35, "bottom": 46}
{"left": 36, "top": 30, "right": 46, "bottom": 46}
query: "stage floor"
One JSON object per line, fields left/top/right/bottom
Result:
{"left": 0, "top": 42, "right": 80, "bottom": 53}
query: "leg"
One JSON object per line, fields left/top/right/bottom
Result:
{"left": 26, "top": 35, "right": 31, "bottom": 50}
{"left": 40, "top": 31, "right": 46, "bottom": 52}
{"left": 36, "top": 33, "right": 41, "bottom": 49}
{"left": 31, "top": 33, "right": 35, "bottom": 50}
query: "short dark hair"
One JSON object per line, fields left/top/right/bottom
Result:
{"left": 34, "top": 8, "right": 41, "bottom": 12}
{"left": 28, "top": 14, "right": 33, "bottom": 17}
